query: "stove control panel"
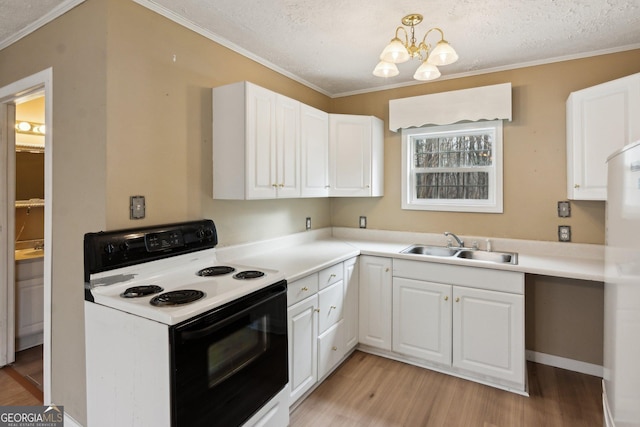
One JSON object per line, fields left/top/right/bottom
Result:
{"left": 146, "top": 230, "right": 185, "bottom": 252}
{"left": 84, "top": 220, "right": 218, "bottom": 282}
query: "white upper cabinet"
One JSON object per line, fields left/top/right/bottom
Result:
{"left": 213, "top": 82, "right": 384, "bottom": 199}
{"left": 329, "top": 114, "right": 384, "bottom": 197}
{"left": 300, "top": 104, "right": 329, "bottom": 197}
{"left": 213, "top": 82, "right": 300, "bottom": 199}
{"left": 566, "top": 73, "right": 640, "bottom": 200}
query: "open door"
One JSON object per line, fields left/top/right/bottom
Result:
{"left": 0, "top": 102, "right": 17, "bottom": 367}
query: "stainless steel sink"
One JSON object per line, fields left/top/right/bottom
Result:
{"left": 400, "top": 245, "right": 459, "bottom": 257}
{"left": 400, "top": 244, "right": 518, "bottom": 265}
{"left": 455, "top": 250, "right": 518, "bottom": 265}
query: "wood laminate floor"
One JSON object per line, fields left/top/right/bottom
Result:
{"left": 291, "top": 351, "right": 602, "bottom": 427}
{"left": 0, "top": 345, "right": 44, "bottom": 406}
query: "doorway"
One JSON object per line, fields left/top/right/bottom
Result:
{"left": 0, "top": 68, "right": 52, "bottom": 404}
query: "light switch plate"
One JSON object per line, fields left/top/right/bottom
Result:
{"left": 557, "top": 201, "right": 571, "bottom": 218}
{"left": 558, "top": 225, "right": 571, "bottom": 242}
{"left": 130, "top": 196, "right": 145, "bottom": 219}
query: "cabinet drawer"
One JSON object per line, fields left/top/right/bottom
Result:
{"left": 319, "top": 263, "right": 343, "bottom": 290}
{"left": 287, "top": 274, "right": 319, "bottom": 307}
{"left": 318, "top": 320, "right": 345, "bottom": 380}
{"left": 318, "top": 281, "right": 343, "bottom": 334}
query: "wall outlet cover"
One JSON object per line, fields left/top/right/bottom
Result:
{"left": 305, "top": 217, "right": 311, "bottom": 230}
{"left": 558, "top": 225, "right": 571, "bottom": 242}
{"left": 359, "top": 216, "right": 367, "bottom": 229}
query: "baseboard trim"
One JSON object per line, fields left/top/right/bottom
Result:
{"left": 526, "top": 350, "right": 603, "bottom": 377}
{"left": 64, "top": 412, "right": 82, "bottom": 427}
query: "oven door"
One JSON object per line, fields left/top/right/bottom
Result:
{"left": 170, "top": 281, "right": 288, "bottom": 427}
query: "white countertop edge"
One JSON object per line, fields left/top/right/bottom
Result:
{"left": 331, "top": 227, "right": 604, "bottom": 261}
{"left": 215, "top": 227, "right": 604, "bottom": 283}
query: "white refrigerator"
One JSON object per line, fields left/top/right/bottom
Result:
{"left": 604, "top": 140, "right": 640, "bottom": 427}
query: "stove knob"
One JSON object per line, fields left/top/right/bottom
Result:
{"left": 119, "top": 241, "right": 130, "bottom": 252}
{"left": 196, "top": 229, "right": 205, "bottom": 240}
{"left": 204, "top": 228, "right": 214, "bottom": 238}
{"left": 104, "top": 243, "right": 116, "bottom": 254}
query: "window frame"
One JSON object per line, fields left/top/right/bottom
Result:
{"left": 401, "top": 120, "right": 503, "bottom": 213}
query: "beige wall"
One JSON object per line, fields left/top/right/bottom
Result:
{"left": 329, "top": 51, "right": 640, "bottom": 244}
{"left": 105, "top": 0, "right": 332, "bottom": 245}
{"left": 526, "top": 275, "right": 604, "bottom": 365}
{"left": 1, "top": 0, "right": 637, "bottom": 422}
{"left": 0, "top": 0, "right": 108, "bottom": 422}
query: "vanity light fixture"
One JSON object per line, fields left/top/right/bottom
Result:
{"left": 373, "top": 13, "right": 458, "bottom": 81}
{"left": 15, "top": 120, "right": 46, "bottom": 135}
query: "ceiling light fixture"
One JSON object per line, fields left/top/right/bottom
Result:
{"left": 373, "top": 13, "right": 458, "bottom": 81}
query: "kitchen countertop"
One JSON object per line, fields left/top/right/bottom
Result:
{"left": 217, "top": 227, "right": 604, "bottom": 284}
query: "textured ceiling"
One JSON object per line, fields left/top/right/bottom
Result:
{"left": 2, "top": 0, "right": 640, "bottom": 97}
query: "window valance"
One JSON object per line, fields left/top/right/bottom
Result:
{"left": 389, "top": 83, "right": 512, "bottom": 131}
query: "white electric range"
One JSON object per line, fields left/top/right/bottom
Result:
{"left": 84, "top": 220, "right": 290, "bottom": 427}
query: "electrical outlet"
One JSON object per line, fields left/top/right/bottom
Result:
{"left": 558, "top": 225, "right": 571, "bottom": 242}
{"left": 557, "top": 201, "right": 571, "bottom": 218}
{"left": 130, "top": 196, "right": 145, "bottom": 219}
{"left": 305, "top": 217, "right": 311, "bottom": 230}
{"left": 359, "top": 216, "right": 367, "bottom": 229}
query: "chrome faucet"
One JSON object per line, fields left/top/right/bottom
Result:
{"left": 444, "top": 232, "right": 464, "bottom": 248}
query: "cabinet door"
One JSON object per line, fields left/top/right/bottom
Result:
{"left": 358, "top": 256, "right": 392, "bottom": 350}
{"left": 275, "top": 94, "right": 300, "bottom": 198}
{"left": 343, "top": 257, "right": 359, "bottom": 350}
{"left": 329, "top": 114, "right": 373, "bottom": 197}
{"left": 567, "top": 73, "right": 640, "bottom": 200}
{"left": 452, "top": 286, "right": 524, "bottom": 387}
{"left": 393, "top": 278, "right": 451, "bottom": 366}
{"left": 300, "top": 104, "right": 329, "bottom": 197}
{"left": 246, "top": 83, "right": 277, "bottom": 199}
{"left": 318, "top": 280, "right": 343, "bottom": 335}
{"left": 318, "top": 320, "right": 345, "bottom": 380}
{"left": 288, "top": 296, "right": 318, "bottom": 405}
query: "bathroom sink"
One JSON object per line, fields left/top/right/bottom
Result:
{"left": 400, "top": 245, "right": 459, "bottom": 257}
{"left": 455, "top": 250, "right": 518, "bottom": 265}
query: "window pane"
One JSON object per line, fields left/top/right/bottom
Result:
{"left": 416, "top": 172, "right": 489, "bottom": 200}
{"left": 413, "top": 134, "right": 493, "bottom": 169}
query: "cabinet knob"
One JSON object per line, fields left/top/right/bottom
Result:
{"left": 385, "top": 268, "right": 390, "bottom": 272}
{"left": 332, "top": 346, "right": 338, "bottom": 351}
{"left": 365, "top": 185, "right": 370, "bottom": 188}
{"left": 325, "top": 185, "right": 330, "bottom": 189}
{"left": 279, "top": 183, "right": 285, "bottom": 188}
{"left": 329, "top": 305, "right": 337, "bottom": 311}
{"left": 455, "top": 297, "right": 460, "bottom": 303}
{"left": 329, "top": 274, "right": 336, "bottom": 279}
{"left": 272, "top": 184, "right": 278, "bottom": 187}
{"left": 314, "top": 308, "right": 320, "bottom": 312}
{"left": 444, "top": 296, "right": 449, "bottom": 301}
{"left": 574, "top": 184, "right": 580, "bottom": 188}
{"left": 301, "top": 286, "right": 308, "bottom": 292}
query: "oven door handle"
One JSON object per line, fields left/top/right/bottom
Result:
{"left": 179, "top": 288, "right": 285, "bottom": 342}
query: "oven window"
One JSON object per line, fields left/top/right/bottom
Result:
{"left": 207, "top": 315, "right": 268, "bottom": 388}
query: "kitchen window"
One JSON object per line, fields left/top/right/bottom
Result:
{"left": 401, "top": 120, "right": 503, "bottom": 213}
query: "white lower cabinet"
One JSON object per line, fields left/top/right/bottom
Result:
{"left": 391, "top": 258, "right": 526, "bottom": 392}
{"left": 392, "top": 277, "right": 451, "bottom": 366}
{"left": 452, "top": 286, "right": 524, "bottom": 386}
{"left": 288, "top": 295, "right": 318, "bottom": 405}
{"left": 358, "top": 255, "right": 392, "bottom": 350}
{"left": 287, "top": 257, "right": 358, "bottom": 407}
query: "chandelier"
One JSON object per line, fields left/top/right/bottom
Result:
{"left": 373, "top": 13, "right": 458, "bottom": 81}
